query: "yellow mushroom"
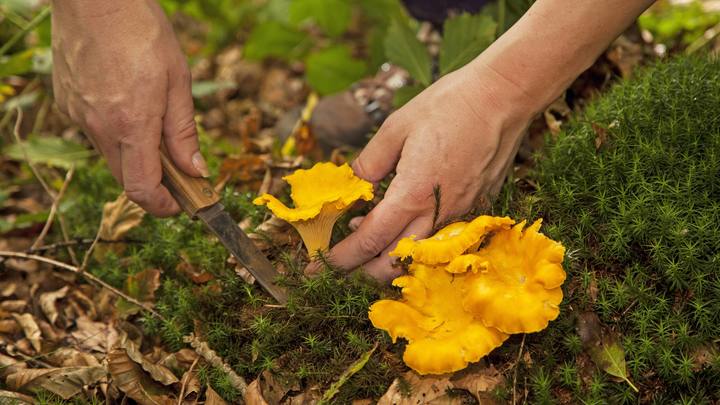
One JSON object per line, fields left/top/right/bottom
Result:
{"left": 390, "top": 216, "right": 514, "bottom": 264}
{"left": 461, "top": 220, "right": 566, "bottom": 334}
{"left": 253, "top": 162, "right": 373, "bottom": 256}
{"left": 368, "top": 263, "right": 508, "bottom": 375}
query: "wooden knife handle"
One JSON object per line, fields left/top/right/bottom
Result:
{"left": 160, "top": 149, "right": 220, "bottom": 217}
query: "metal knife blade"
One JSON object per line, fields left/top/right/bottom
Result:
{"left": 158, "top": 149, "right": 287, "bottom": 304}
{"left": 196, "top": 203, "right": 288, "bottom": 304}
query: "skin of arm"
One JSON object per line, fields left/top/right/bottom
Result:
{"left": 313, "top": 0, "right": 657, "bottom": 281}
{"left": 51, "top": 0, "right": 207, "bottom": 216}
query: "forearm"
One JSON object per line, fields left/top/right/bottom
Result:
{"left": 471, "top": 0, "right": 656, "bottom": 113}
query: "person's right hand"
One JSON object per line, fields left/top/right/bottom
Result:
{"left": 51, "top": 0, "right": 208, "bottom": 216}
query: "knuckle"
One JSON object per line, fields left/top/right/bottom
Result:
{"left": 107, "top": 107, "right": 142, "bottom": 132}
{"left": 83, "top": 112, "right": 104, "bottom": 136}
{"left": 379, "top": 113, "right": 401, "bottom": 134}
{"left": 177, "top": 66, "right": 192, "bottom": 84}
{"left": 357, "top": 234, "right": 385, "bottom": 257}
{"left": 124, "top": 188, "right": 151, "bottom": 206}
{"left": 169, "top": 117, "right": 198, "bottom": 141}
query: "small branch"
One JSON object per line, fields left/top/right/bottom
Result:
{"left": 177, "top": 356, "right": 200, "bottom": 405}
{"left": 183, "top": 333, "right": 248, "bottom": 396}
{"left": 31, "top": 166, "right": 75, "bottom": 250}
{"left": 0, "top": 250, "right": 164, "bottom": 320}
{"left": 0, "top": 6, "right": 51, "bottom": 56}
{"left": 12, "top": 108, "right": 53, "bottom": 197}
{"left": 28, "top": 238, "right": 140, "bottom": 253}
{"left": 79, "top": 232, "right": 101, "bottom": 274}
{"left": 512, "top": 334, "right": 526, "bottom": 405}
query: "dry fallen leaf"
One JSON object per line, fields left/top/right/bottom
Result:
{"left": 451, "top": 363, "right": 504, "bottom": 399}
{"left": 107, "top": 347, "right": 174, "bottom": 405}
{"left": 592, "top": 123, "right": 609, "bottom": 150}
{"left": 0, "top": 319, "right": 20, "bottom": 334}
{"left": 11, "top": 313, "right": 41, "bottom": 352}
{"left": 96, "top": 192, "right": 145, "bottom": 259}
{"left": 205, "top": 385, "right": 229, "bottom": 405}
{"left": 122, "top": 339, "right": 179, "bottom": 386}
{"left": 117, "top": 268, "right": 162, "bottom": 318}
{"left": 47, "top": 347, "right": 101, "bottom": 368}
{"left": 6, "top": 366, "right": 107, "bottom": 400}
{"left": 377, "top": 371, "right": 452, "bottom": 405}
{"left": 0, "top": 352, "right": 26, "bottom": 378}
{"left": 248, "top": 215, "right": 298, "bottom": 251}
{"left": 39, "top": 286, "right": 69, "bottom": 325}
{"left": 71, "top": 317, "right": 119, "bottom": 354}
{"left": 1, "top": 299, "right": 27, "bottom": 312}
{"left": 0, "top": 389, "right": 34, "bottom": 404}
{"left": 244, "top": 379, "right": 270, "bottom": 405}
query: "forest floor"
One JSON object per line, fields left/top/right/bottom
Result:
{"left": 1, "top": 1, "right": 720, "bottom": 403}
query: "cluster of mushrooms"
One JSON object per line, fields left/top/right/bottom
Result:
{"left": 254, "top": 162, "right": 566, "bottom": 375}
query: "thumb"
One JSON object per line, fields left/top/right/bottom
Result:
{"left": 163, "top": 65, "right": 208, "bottom": 177}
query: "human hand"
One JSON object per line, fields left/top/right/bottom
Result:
{"left": 51, "top": 0, "right": 207, "bottom": 216}
{"left": 308, "top": 62, "right": 538, "bottom": 282}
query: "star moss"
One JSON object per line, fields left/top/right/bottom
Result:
{"left": 506, "top": 55, "right": 720, "bottom": 402}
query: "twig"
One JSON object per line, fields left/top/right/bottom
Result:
{"left": 0, "top": 79, "right": 39, "bottom": 137}
{"left": 57, "top": 216, "right": 80, "bottom": 266}
{"left": 686, "top": 21, "right": 720, "bottom": 55}
{"left": 12, "top": 108, "right": 53, "bottom": 196}
{"left": 13, "top": 107, "right": 80, "bottom": 264}
{"left": 0, "top": 250, "right": 164, "bottom": 320}
{"left": 0, "top": 6, "right": 51, "bottom": 56}
{"left": 28, "top": 238, "right": 140, "bottom": 253}
{"left": 31, "top": 166, "right": 75, "bottom": 250}
{"left": 177, "top": 356, "right": 200, "bottom": 405}
{"left": 79, "top": 232, "right": 101, "bottom": 274}
{"left": 183, "top": 333, "right": 248, "bottom": 396}
{"left": 512, "top": 334, "right": 526, "bottom": 405}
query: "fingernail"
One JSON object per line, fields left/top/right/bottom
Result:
{"left": 192, "top": 152, "right": 210, "bottom": 178}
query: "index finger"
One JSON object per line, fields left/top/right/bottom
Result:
{"left": 325, "top": 193, "right": 416, "bottom": 271}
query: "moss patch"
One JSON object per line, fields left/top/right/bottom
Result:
{"left": 508, "top": 55, "right": 720, "bottom": 402}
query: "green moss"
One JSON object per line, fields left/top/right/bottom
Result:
{"left": 507, "top": 55, "right": 720, "bottom": 401}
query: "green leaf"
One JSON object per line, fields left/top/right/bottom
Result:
{"left": 243, "top": 21, "right": 309, "bottom": 61}
{"left": 0, "top": 49, "right": 33, "bottom": 78}
{"left": 589, "top": 339, "right": 639, "bottom": 392}
{"left": 578, "top": 312, "right": 638, "bottom": 392}
{"left": 392, "top": 83, "right": 425, "bottom": 107}
{"left": 439, "top": 12, "right": 497, "bottom": 75}
{"left": 0, "top": 211, "right": 49, "bottom": 234}
{"left": 191, "top": 80, "right": 236, "bottom": 98}
{"left": 305, "top": 45, "right": 367, "bottom": 95}
{"left": 318, "top": 342, "right": 378, "bottom": 404}
{"left": 5, "top": 136, "right": 94, "bottom": 169}
{"left": 289, "top": 0, "right": 352, "bottom": 37}
{"left": 384, "top": 19, "right": 432, "bottom": 86}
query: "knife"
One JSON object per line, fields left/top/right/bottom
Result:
{"left": 159, "top": 149, "right": 288, "bottom": 304}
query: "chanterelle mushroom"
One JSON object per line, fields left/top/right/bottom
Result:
{"left": 369, "top": 263, "right": 508, "bottom": 375}
{"left": 390, "top": 216, "right": 514, "bottom": 264}
{"left": 371, "top": 216, "right": 566, "bottom": 374}
{"left": 253, "top": 162, "right": 373, "bottom": 257}
{"left": 461, "top": 220, "right": 566, "bottom": 334}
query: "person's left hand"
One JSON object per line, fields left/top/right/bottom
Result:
{"left": 307, "top": 61, "right": 538, "bottom": 282}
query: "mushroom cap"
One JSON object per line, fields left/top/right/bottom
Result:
{"left": 461, "top": 220, "right": 566, "bottom": 334}
{"left": 253, "top": 162, "right": 373, "bottom": 222}
{"left": 390, "top": 216, "right": 515, "bottom": 264}
{"left": 368, "top": 263, "right": 508, "bottom": 375}
{"left": 253, "top": 162, "right": 373, "bottom": 254}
